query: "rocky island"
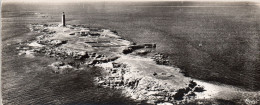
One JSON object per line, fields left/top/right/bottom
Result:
{"left": 16, "top": 12, "right": 252, "bottom": 105}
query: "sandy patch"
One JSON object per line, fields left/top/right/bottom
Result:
{"left": 194, "top": 79, "right": 245, "bottom": 99}
{"left": 28, "top": 41, "right": 44, "bottom": 47}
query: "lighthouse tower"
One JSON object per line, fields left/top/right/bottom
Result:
{"left": 62, "top": 12, "right": 65, "bottom": 26}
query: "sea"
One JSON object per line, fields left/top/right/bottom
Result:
{"left": 1, "top": 1, "right": 260, "bottom": 104}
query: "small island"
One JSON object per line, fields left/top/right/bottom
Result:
{"left": 17, "top": 12, "right": 210, "bottom": 104}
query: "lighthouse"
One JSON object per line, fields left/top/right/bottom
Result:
{"left": 62, "top": 12, "right": 65, "bottom": 26}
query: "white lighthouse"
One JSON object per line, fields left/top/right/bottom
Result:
{"left": 62, "top": 12, "right": 65, "bottom": 26}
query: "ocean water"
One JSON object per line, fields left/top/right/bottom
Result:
{"left": 1, "top": 1, "right": 260, "bottom": 104}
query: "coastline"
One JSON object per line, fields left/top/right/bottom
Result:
{"left": 16, "top": 23, "right": 259, "bottom": 104}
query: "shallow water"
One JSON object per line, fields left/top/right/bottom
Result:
{"left": 1, "top": 1, "right": 260, "bottom": 104}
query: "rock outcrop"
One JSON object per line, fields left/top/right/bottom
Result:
{"left": 49, "top": 61, "right": 73, "bottom": 73}
{"left": 152, "top": 53, "right": 170, "bottom": 65}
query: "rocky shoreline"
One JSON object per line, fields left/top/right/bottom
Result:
{"left": 17, "top": 23, "right": 207, "bottom": 104}
{"left": 95, "top": 55, "right": 207, "bottom": 104}
{"left": 95, "top": 61, "right": 205, "bottom": 104}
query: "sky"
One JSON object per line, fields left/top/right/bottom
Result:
{"left": 2, "top": 0, "right": 260, "bottom": 3}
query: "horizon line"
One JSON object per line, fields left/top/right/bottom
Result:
{"left": 2, "top": 0, "right": 260, "bottom": 3}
